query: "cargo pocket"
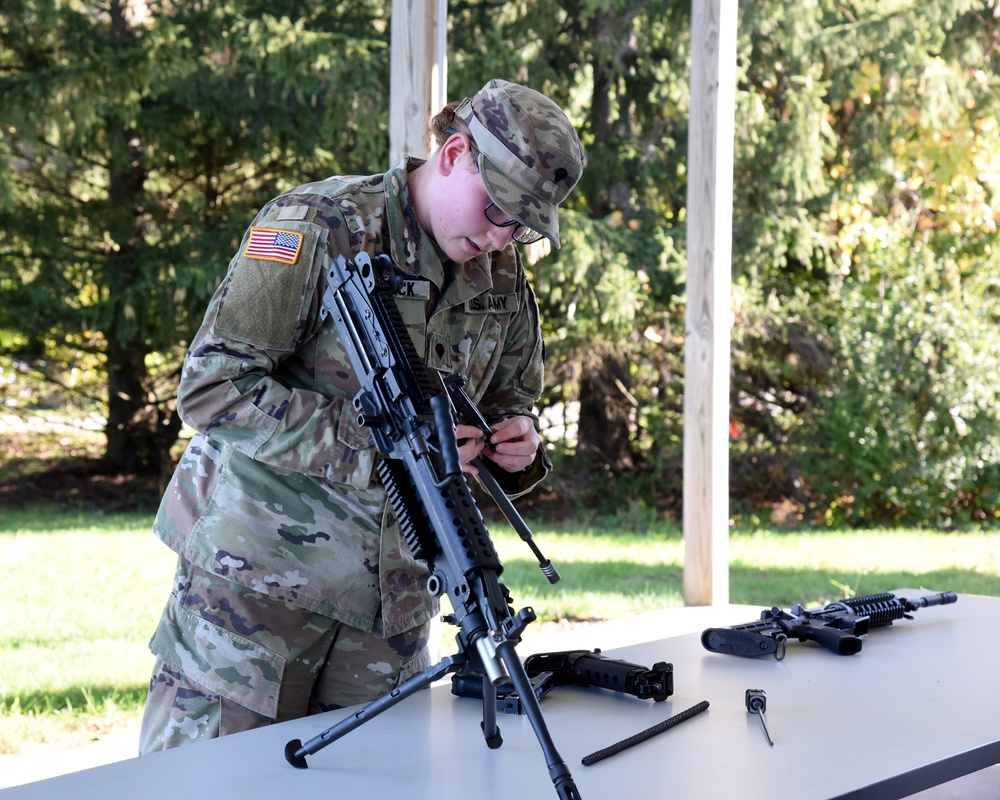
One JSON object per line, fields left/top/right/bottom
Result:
{"left": 149, "top": 595, "right": 286, "bottom": 720}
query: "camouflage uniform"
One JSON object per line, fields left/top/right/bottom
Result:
{"left": 140, "top": 79, "right": 583, "bottom": 754}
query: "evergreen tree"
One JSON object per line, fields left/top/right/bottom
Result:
{"left": 3, "top": 0, "right": 999, "bottom": 523}
{"left": 1, "top": 0, "right": 391, "bottom": 470}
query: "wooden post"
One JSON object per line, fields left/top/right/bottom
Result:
{"left": 389, "top": 0, "right": 447, "bottom": 661}
{"left": 683, "top": 0, "right": 738, "bottom": 606}
{"left": 389, "top": 0, "right": 448, "bottom": 165}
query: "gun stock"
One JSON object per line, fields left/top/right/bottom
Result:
{"left": 701, "top": 627, "right": 785, "bottom": 659}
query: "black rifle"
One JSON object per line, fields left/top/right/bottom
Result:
{"left": 451, "top": 648, "right": 674, "bottom": 714}
{"left": 283, "top": 252, "right": 581, "bottom": 800}
{"left": 701, "top": 590, "right": 957, "bottom": 660}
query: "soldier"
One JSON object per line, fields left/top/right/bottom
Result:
{"left": 139, "top": 78, "right": 585, "bottom": 753}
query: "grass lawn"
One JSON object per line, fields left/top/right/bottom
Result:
{"left": 0, "top": 510, "right": 175, "bottom": 753}
{"left": 1, "top": 505, "right": 997, "bottom": 753}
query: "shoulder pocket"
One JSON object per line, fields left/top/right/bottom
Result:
{"left": 214, "top": 222, "right": 326, "bottom": 351}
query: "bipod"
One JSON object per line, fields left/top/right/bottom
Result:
{"left": 284, "top": 631, "right": 582, "bottom": 799}
{"left": 284, "top": 651, "right": 479, "bottom": 767}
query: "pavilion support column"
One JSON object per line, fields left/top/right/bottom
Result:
{"left": 683, "top": 0, "right": 738, "bottom": 606}
{"left": 389, "top": 0, "right": 447, "bottom": 164}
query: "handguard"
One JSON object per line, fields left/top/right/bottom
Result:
{"left": 523, "top": 649, "right": 673, "bottom": 701}
{"left": 453, "top": 648, "right": 673, "bottom": 714}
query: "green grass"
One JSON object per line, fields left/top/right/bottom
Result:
{"left": 0, "top": 509, "right": 176, "bottom": 753}
{"left": 1, "top": 507, "right": 997, "bottom": 753}
{"left": 491, "top": 522, "right": 1000, "bottom": 616}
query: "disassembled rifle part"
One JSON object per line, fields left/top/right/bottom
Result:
{"left": 581, "top": 700, "right": 710, "bottom": 766}
{"left": 451, "top": 648, "right": 673, "bottom": 714}
{"left": 745, "top": 689, "right": 774, "bottom": 746}
{"left": 701, "top": 591, "right": 958, "bottom": 659}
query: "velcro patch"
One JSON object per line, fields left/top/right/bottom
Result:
{"left": 395, "top": 278, "right": 432, "bottom": 300}
{"left": 243, "top": 227, "right": 304, "bottom": 264}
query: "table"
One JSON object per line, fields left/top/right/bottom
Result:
{"left": 2, "top": 590, "right": 996, "bottom": 800}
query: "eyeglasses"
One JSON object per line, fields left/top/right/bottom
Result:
{"left": 483, "top": 201, "right": 544, "bottom": 245}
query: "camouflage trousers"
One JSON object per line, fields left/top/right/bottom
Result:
{"left": 138, "top": 558, "right": 432, "bottom": 755}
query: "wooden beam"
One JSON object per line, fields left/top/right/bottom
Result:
{"left": 389, "top": 0, "right": 448, "bottom": 165}
{"left": 683, "top": 0, "right": 738, "bottom": 606}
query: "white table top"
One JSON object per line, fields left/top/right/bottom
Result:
{"left": 2, "top": 590, "right": 996, "bottom": 800}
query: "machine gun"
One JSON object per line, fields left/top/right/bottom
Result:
{"left": 701, "top": 590, "right": 957, "bottom": 660}
{"left": 451, "top": 648, "right": 673, "bottom": 714}
{"left": 283, "top": 252, "right": 581, "bottom": 800}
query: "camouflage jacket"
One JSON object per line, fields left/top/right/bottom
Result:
{"left": 153, "top": 159, "right": 551, "bottom": 638}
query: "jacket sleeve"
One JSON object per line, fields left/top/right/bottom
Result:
{"left": 175, "top": 202, "right": 377, "bottom": 489}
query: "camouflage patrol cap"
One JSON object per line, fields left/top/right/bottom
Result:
{"left": 455, "top": 79, "right": 584, "bottom": 248}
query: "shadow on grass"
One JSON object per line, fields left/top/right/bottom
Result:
{"left": 0, "top": 458, "right": 161, "bottom": 514}
{"left": 727, "top": 566, "right": 995, "bottom": 606}
{"left": 499, "top": 557, "right": 683, "bottom": 597}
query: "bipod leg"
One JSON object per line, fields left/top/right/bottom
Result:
{"left": 285, "top": 653, "right": 464, "bottom": 768}
{"left": 480, "top": 675, "right": 503, "bottom": 749}
{"left": 496, "top": 640, "right": 582, "bottom": 800}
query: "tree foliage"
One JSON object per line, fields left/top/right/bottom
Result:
{"left": 728, "top": 1, "right": 1000, "bottom": 525}
{"left": 1, "top": 0, "right": 391, "bottom": 470}
{"left": 3, "top": 0, "right": 1000, "bottom": 525}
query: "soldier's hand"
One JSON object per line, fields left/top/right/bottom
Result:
{"left": 456, "top": 424, "right": 488, "bottom": 474}
{"left": 480, "top": 415, "right": 539, "bottom": 474}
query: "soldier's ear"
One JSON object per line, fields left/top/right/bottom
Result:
{"left": 437, "top": 132, "right": 472, "bottom": 176}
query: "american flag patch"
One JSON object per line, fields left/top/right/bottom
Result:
{"left": 243, "top": 227, "right": 304, "bottom": 264}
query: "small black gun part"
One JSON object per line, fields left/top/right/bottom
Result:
{"left": 745, "top": 689, "right": 774, "bottom": 746}
{"left": 443, "top": 373, "right": 496, "bottom": 450}
{"left": 451, "top": 671, "right": 556, "bottom": 715}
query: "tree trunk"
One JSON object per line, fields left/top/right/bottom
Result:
{"left": 576, "top": 351, "right": 636, "bottom": 474}
{"left": 103, "top": 337, "right": 150, "bottom": 469}
{"left": 101, "top": 2, "right": 168, "bottom": 471}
